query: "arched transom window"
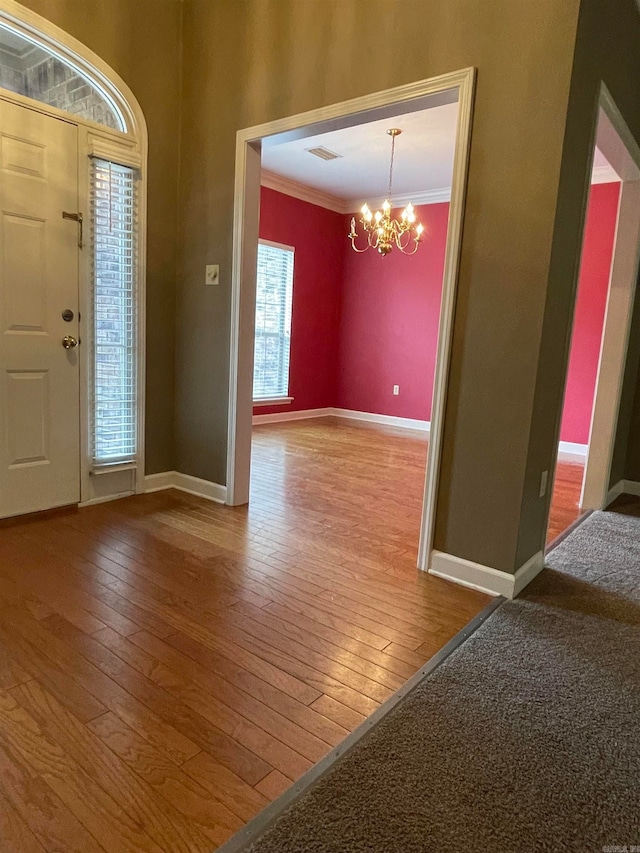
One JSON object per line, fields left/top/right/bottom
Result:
{"left": 0, "top": 22, "right": 124, "bottom": 131}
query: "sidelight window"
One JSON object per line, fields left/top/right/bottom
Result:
{"left": 90, "top": 158, "right": 138, "bottom": 465}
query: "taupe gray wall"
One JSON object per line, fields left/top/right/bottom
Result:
{"left": 623, "top": 362, "right": 640, "bottom": 482}
{"left": 610, "top": 274, "right": 640, "bottom": 487}
{"left": 517, "top": 0, "right": 640, "bottom": 567}
{"left": 177, "top": 0, "right": 580, "bottom": 572}
{"left": 18, "top": 0, "right": 640, "bottom": 575}
{"left": 17, "top": 0, "right": 182, "bottom": 474}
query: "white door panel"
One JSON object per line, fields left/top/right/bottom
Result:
{"left": 0, "top": 101, "right": 80, "bottom": 517}
{"left": 6, "top": 370, "right": 50, "bottom": 466}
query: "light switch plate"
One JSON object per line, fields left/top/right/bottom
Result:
{"left": 205, "top": 264, "right": 220, "bottom": 286}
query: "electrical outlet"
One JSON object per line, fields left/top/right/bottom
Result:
{"left": 393, "top": 385, "right": 400, "bottom": 395}
{"left": 205, "top": 264, "right": 220, "bottom": 286}
{"left": 539, "top": 470, "right": 549, "bottom": 498}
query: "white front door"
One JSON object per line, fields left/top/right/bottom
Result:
{"left": 0, "top": 100, "right": 80, "bottom": 518}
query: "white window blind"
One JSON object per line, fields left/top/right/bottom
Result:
{"left": 253, "top": 241, "right": 294, "bottom": 400}
{"left": 90, "top": 158, "right": 138, "bottom": 465}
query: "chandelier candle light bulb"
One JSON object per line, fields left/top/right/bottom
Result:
{"left": 348, "top": 128, "right": 424, "bottom": 256}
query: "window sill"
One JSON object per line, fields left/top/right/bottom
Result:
{"left": 91, "top": 461, "right": 137, "bottom": 475}
{"left": 253, "top": 396, "right": 294, "bottom": 407}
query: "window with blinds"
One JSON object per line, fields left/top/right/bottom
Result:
{"left": 253, "top": 241, "right": 294, "bottom": 401}
{"left": 90, "top": 158, "right": 138, "bottom": 465}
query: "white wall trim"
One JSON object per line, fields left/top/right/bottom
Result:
{"left": 579, "top": 85, "right": 640, "bottom": 514}
{"left": 251, "top": 406, "right": 431, "bottom": 432}
{"left": 79, "top": 491, "right": 135, "bottom": 508}
{"left": 173, "top": 473, "right": 227, "bottom": 503}
{"left": 332, "top": 408, "right": 430, "bottom": 432}
{"left": 253, "top": 407, "right": 585, "bottom": 466}
{"left": 607, "top": 479, "right": 640, "bottom": 501}
{"left": 261, "top": 169, "right": 452, "bottom": 214}
{"left": 253, "top": 407, "right": 333, "bottom": 425}
{"left": 144, "top": 472, "right": 227, "bottom": 504}
{"left": 605, "top": 479, "right": 624, "bottom": 506}
{"left": 558, "top": 440, "right": 588, "bottom": 462}
{"left": 346, "top": 187, "right": 451, "bottom": 213}
{"left": 429, "top": 549, "right": 544, "bottom": 599}
{"left": 253, "top": 396, "right": 294, "bottom": 407}
{"left": 227, "top": 68, "right": 477, "bottom": 581}
{"left": 144, "top": 472, "right": 177, "bottom": 493}
{"left": 261, "top": 170, "right": 345, "bottom": 213}
{"left": 605, "top": 479, "right": 640, "bottom": 507}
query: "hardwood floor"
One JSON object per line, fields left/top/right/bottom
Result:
{"left": 547, "top": 461, "right": 585, "bottom": 545}
{"left": 0, "top": 418, "right": 580, "bottom": 850}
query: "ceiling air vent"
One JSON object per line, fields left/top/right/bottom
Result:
{"left": 305, "top": 146, "right": 342, "bottom": 161}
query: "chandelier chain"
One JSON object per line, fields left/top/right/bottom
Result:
{"left": 388, "top": 132, "right": 395, "bottom": 201}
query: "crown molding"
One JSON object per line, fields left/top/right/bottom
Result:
{"left": 260, "top": 170, "right": 346, "bottom": 213}
{"left": 346, "top": 187, "right": 451, "bottom": 212}
{"left": 260, "top": 170, "right": 452, "bottom": 214}
{"left": 591, "top": 163, "right": 621, "bottom": 185}
{"left": 263, "top": 163, "right": 620, "bottom": 212}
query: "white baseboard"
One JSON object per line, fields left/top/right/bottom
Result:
{"left": 252, "top": 407, "right": 590, "bottom": 453}
{"left": 621, "top": 479, "right": 640, "bottom": 497}
{"left": 604, "top": 479, "right": 640, "bottom": 507}
{"left": 144, "top": 471, "right": 227, "bottom": 504}
{"left": 252, "top": 407, "right": 332, "bottom": 425}
{"left": 253, "top": 405, "right": 430, "bottom": 433}
{"left": 429, "top": 549, "right": 544, "bottom": 598}
{"left": 79, "top": 490, "right": 136, "bottom": 508}
{"left": 606, "top": 479, "right": 624, "bottom": 506}
{"left": 332, "top": 408, "right": 430, "bottom": 433}
{"left": 144, "top": 472, "right": 176, "bottom": 493}
{"left": 558, "top": 440, "right": 588, "bottom": 463}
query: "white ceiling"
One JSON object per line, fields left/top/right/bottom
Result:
{"left": 261, "top": 103, "right": 459, "bottom": 205}
{"left": 261, "top": 104, "right": 620, "bottom": 210}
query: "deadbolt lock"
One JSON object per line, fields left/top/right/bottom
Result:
{"left": 62, "top": 309, "right": 74, "bottom": 322}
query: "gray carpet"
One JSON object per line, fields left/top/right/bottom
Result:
{"left": 220, "top": 509, "right": 640, "bottom": 853}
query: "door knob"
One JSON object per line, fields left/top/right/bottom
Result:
{"left": 62, "top": 335, "right": 78, "bottom": 349}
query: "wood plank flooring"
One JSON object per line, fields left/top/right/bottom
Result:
{"left": 0, "top": 418, "right": 581, "bottom": 850}
{"left": 547, "top": 461, "right": 584, "bottom": 545}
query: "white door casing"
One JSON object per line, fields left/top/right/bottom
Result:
{"left": 227, "top": 70, "right": 476, "bottom": 575}
{"left": 0, "top": 100, "right": 80, "bottom": 518}
{"left": 580, "top": 87, "right": 640, "bottom": 512}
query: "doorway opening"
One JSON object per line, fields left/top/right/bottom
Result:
{"left": 250, "top": 104, "right": 458, "bottom": 574}
{"left": 547, "top": 87, "right": 640, "bottom": 547}
{"left": 227, "top": 70, "right": 475, "bottom": 573}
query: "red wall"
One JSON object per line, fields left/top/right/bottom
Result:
{"left": 257, "top": 184, "right": 619, "bottom": 445}
{"left": 560, "top": 181, "right": 620, "bottom": 444}
{"left": 255, "top": 187, "right": 343, "bottom": 416}
{"left": 336, "top": 203, "right": 448, "bottom": 420}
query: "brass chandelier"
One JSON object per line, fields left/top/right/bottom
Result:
{"left": 348, "top": 128, "right": 424, "bottom": 257}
